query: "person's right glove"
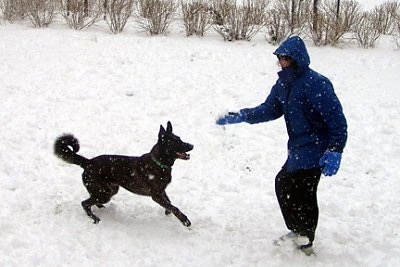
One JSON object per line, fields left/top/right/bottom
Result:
{"left": 216, "top": 112, "right": 245, "bottom": 125}
{"left": 319, "top": 151, "right": 342, "bottom": 176}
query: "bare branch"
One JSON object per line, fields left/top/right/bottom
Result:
{"left": 135, "top": 0, "right": 177, "bottom": 35}
{"left": 105, "top": 0, "right": 135, "bottom": 34}
{"left": 60, "top": 0, "right": 104, "bottom": 30}
{"left": 180, "top": 0, "right": 212, "bottom": 37}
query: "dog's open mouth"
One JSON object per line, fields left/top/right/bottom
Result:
{"left": 176, "top": 152, "right": 190, "bottom": 160}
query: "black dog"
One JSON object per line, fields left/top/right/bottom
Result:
{"left": 54, "top": 121, "right": 193, "bottom": 227}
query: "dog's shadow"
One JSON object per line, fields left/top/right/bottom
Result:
{"left": 84, "top": 200, "right": 182, "bottom": 230}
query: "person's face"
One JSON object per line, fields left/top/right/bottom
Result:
{"left": 277, "top": 55, "right": 294, "bottom": 69}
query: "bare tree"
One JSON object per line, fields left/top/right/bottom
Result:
{"left": 180, "top": 0, "right": 212, "bottom": 37}
{"left": 265, "top": 0, "right": 311, "bottom": 44}
{"left": 23, "top": 0, "right": 56, "bottom": 27}
{"left": 310, "top": 0, "right": 360, "bottom": 46}
{"left": 394, "top": 16, "right": 400, "bottom": 49}
{"left": 265, "top": 3, "right": 291, "bottom": 44}
{"left": 211, "top": 0, "right": 268, "bottom": 41}
{"left": 135, "top": 0, "right": 177, "bottom": 35}
{"left": 66, "top": 0, "right": 89, "bottom": 16}
{"left": 353, "top": 11, "right": 382, "bottom": 48}
{"left": 60, "top": 0, "right": 104, "bottom": 30}
{"left": 209, "top": 0, "right": 233, "bottom": 26}
{"left": 372, "top": 1, "right": 400, "bottom": 35}
{"left": 0, "top": 0, "right": 26, "bottom": 22}
{"left": 104, "top": 0, "right": 135, "bottom": 34}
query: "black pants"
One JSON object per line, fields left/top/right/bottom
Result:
{"left": 275, "top": 164, "right": 322, "bottom": 243}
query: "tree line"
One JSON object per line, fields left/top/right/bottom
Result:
{"left": 0, "top": 0, "right": 399, "bottom": 49}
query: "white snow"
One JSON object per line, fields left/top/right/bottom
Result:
{"left": 1, "top": 1, "right": 399, "bottom": 266}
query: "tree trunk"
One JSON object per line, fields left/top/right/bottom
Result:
{"left": 291, "top": 0, "right": 296, "bottom": 33}
{"left": 336, "top": 0, "right": 340, "bottom": 20}
{"left": 312, "top": 0, "right": 318, "bottom": 32}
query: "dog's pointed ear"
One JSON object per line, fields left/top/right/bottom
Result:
{"left": 159, "top": 125, "right": 166, "bottom": 139}
{"left": 166, "top": 121, "right": 172, "bottom": 133}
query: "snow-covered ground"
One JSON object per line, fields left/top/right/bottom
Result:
{"left": 1, "top": 1, "right": 399, "bottom": 266}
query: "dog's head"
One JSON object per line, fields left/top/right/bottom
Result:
{"left": 158, "top": 121, "right": 193, "bottom": 160}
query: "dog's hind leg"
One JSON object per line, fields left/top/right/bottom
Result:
{"left": 81, "top": 171, "right": 119, "bottom": 223}
{"left": 82, "top": 198, "right": 101, "bottom": 224}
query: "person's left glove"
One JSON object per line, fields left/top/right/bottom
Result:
{"left": 319, "top": 151, "right": 342, "bottom": 176}
{"left": 216, "top": 111, "right": 245, "bottom": 125}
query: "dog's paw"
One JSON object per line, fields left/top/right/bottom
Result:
{"left": 91, "top": 216, "right": 100, "bottom": 224}
{"left": 182, "top": 219, "right": 191, "bottom": 227}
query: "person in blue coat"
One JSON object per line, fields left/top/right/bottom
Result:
{"left": 216, "top": 36, "right": 347, "bottom": 254}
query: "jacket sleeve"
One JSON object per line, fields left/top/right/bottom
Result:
{"left": 239, "top": 85, "right": 283, "bottom": 124}
{"left": 306, "top": 76, "right": 348, "bottom": 153}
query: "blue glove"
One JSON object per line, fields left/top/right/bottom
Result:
{"left": 319, "top": 151, "right": 342, "bottom": 176}
{"left": 216, "top": 112, "right": 245, "bottom": 125}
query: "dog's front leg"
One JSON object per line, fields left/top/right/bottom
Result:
{"left": 161, "top": 191, "right": 172, "bottom": 215}
{"left": 151, "top": 193, "right": 191, "bottom": 227}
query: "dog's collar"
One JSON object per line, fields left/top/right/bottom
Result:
{"left": 151, "top": 154, "right": 171, "bottom": 169}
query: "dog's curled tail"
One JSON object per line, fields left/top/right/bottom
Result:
{"left": 54, "top": 134, "right": 88, "bottom": 168}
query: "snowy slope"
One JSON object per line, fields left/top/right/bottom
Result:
{"left": 1, "top": 1, "right": 399, "bottom": 265}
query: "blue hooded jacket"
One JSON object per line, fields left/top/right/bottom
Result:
{"left": 240, "top": 36, "right": 347, "bottom": 172}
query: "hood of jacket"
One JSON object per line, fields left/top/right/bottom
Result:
{"left": 273, "top": 36, "right": 310, "bottom": 70}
